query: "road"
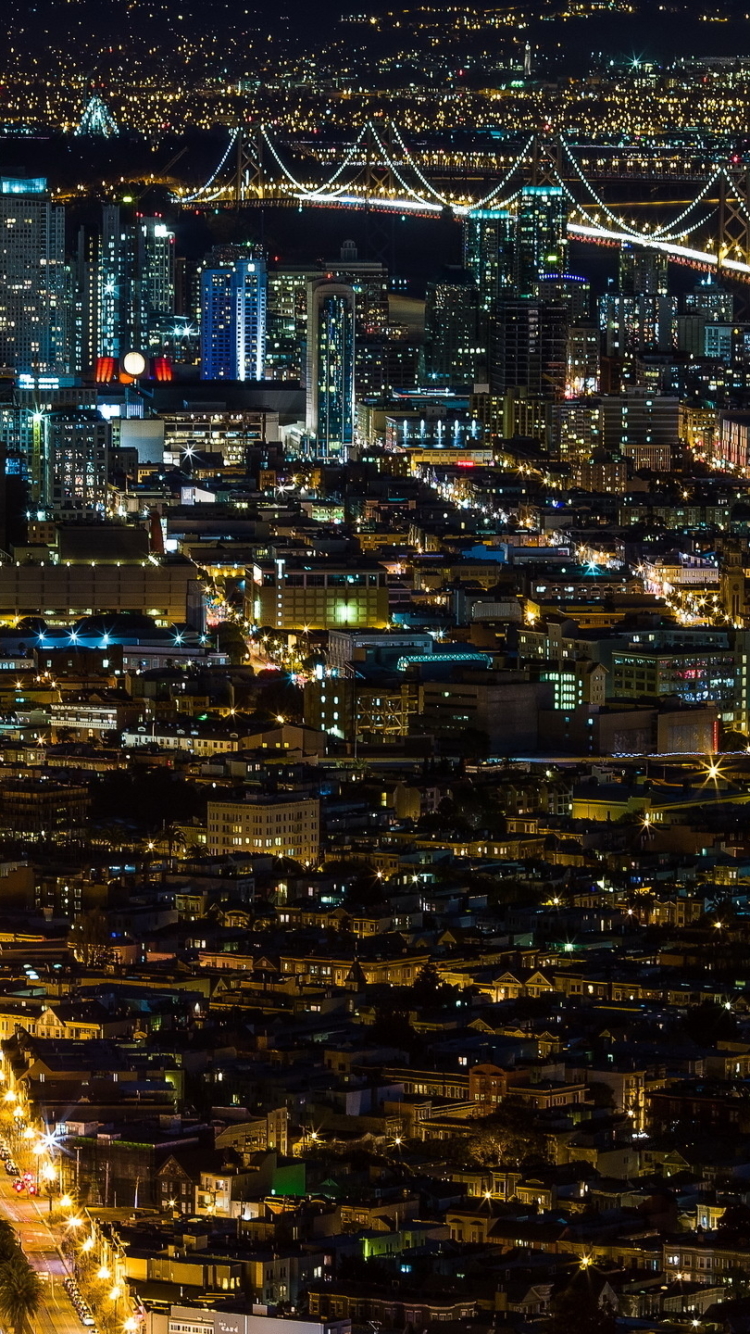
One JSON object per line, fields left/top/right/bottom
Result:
{"left": 0, "top": 1169, "right": 81, "bottom": 1334}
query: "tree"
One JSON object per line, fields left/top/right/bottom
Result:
{"left": 412, "top": 962, "right": 459, "bottom": 1007}
{"left": 682, "top": 1001, "right": 738, "bottom": 1047}
{"left": 370, "top": 1005, "right": 421, "bottom": 1056}
{"left": 466, "top": 1103, "right": 549, "bottom": 1169}
{"left": 69, "top": 908, "right": 111, "bottom": 968}
{"left": 0, "top": 1254, "right": 43, "bottom": 1334}
{"left": 718, "top": 1202, "right": 750, "bottom": 1236}
{"left": 547, "top": 1286, "right": 616, "bottom": 1334}
{"left": 254, "top": 674, "right": 304, "bottom": 722}
{"left": 0, "top": 1222, "right": 19, "bottom": 1265}
{"left": 215, "top": 622, "right": 247, "bottom": 665}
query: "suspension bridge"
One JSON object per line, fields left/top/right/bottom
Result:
{"left": 172, "top": 121, "right": 750, "bottom": 280}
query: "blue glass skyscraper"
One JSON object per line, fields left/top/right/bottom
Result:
{"left": 305, "top": 279, "right": 355, "bottom": 461}
{"left": 200, "top": 257, "right": 267, "bottom": 380}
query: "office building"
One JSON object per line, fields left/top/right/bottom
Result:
{"left": 0, "top": 376, "right": 98, "bottom": 483}
{"left": 99, "top": 205, "right": 134, "bottom": 360}
{"left": 600, "top": 291, "right": 676, "bottom": 360}
{"left": 138, "top": 217, "right": 176, "bottom": 355}
{"left": 305, "top": 279, "right": 355, "bottom": 461}
{"left": 200, "top": 268, "right": 233, "bottom": 379}
{"left": 266, "top": 267, "right": 308, "bottom": 379}
{"left": 548, "top": 400, "right": 602, "bottom": 462}
{"left": 355, "top": 338, "right": 420, "bottom": 399}
{"left": 566, "top": 325, "right": 600, "bottom": 396}
{"left": 599, "top": 390, "right": 680, "bottom": 454}
{"left": 72, "top": 226, "right": 100, "bottom": 375}
{"left": 249, "top": 557, "right": 388, "bottom": 630}
{"left": 0, "top": 557, "right": 203, "bottom": 627}
{"left": 267, "top": 256, "right": 387, "bottom": 383}
{"left": 716, "top": 411, "right": 750, "bottom": 474}
{"left": 536, "top": 273, "right": 591, "bottom": 322}
{"left": 492, "top": 299, "right": 568, "bottom": 402}
{"left": 160, "top": 409, "right": 278, "bottom": 467}
{"left": 304, "top": 674, "right": 416, "bottom": 745}
{"left": 333, "top": 256, "right": 388, "bottom": 337}
{"left": 232, "top": 258, "right": 267, "bottom": 382}
{"left": 612, "top": 642, "right": 737, "bottom": 718}
{"left": 0, "top": 178, "right": 67, "bottom": 374}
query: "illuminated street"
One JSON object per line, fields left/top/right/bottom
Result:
{"left": 0, "top": 1175, "right": 81, "bottom": 1334}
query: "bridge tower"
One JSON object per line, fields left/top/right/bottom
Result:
{"left": 361, "top": 121, "right": 398, "bottom": 202}
{"left": 529, "top": 134, "right": 564, "bottom": 190}
{"left": 718, "top": 166, "right": 750, "bottom": 267}
{"left": 230, "top": 126, "right": 265, "bottom": 205}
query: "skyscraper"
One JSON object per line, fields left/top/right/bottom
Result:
{"left": 72, "top": 225, "right": 100, "bottom": 375}
{"left": 266, "top": 255, "right": 387, "bottom": 384}
{"left": 423, "top": 267, "right": 482, "bottom": 385}
{"left": 492, "top": 299, "right": 568, "bottom": 402}
{"left": 566, "top": 324, "right": 600, "bottom": 397}
{"left": 98, "top": 207, "right": 175, "bottom": 361}
{"left": 305, "top": 279, "right": 355, "bottom": 461}
{"left": 266, "top": 267, "right": 309, "bottom": 379}
{"left": 137, "top": 217, "right": 176, "bottom": 354}
{"left": 536, "top": 272, "right": 591, "bottom": 322}
{"left": 0, "top": 177, "right": 67, "bottom": 374}
{"left": 684, "top": 277, "right": 734, "bottom": 322}
{"left": 200, "top": 257, "right": 267, "bottom": 381}
{"left": 619, "top": 243, "right": 668, "bottom": 296}
{"left": 462, "top": 210, "right": 515, "bottom": 315}
{"left": 232, "top": 259, "right": 267, "bottom": 382}
{"left": 599, "top": 289, "right": 676, "bottom": 361}
{"left": 99, "top": 205, "right": 136, "bottom": 360}
{"left": 514, "top": 186, "right": 567, "bottom": 298}
{"left": 39, "top": 407, "right": 109, "bottom": 513}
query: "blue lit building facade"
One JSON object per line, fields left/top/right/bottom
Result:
{"left": 200, "top": 258, "right": 267, "bottom": 381}
{"left": 305, "top": 279, "right": 355, "bottom": 461}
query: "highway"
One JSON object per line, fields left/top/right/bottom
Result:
{"left": 0, "top": 1169, "right": 82, "bottom": 1334}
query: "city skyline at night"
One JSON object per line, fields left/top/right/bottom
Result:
{"left": 2, "top": 5, "right": 750, "bottom": 1334}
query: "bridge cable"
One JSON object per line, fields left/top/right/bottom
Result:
{"left": 367, "top": 121, "right": 441, "bottom": 206}
{"left": 472, "top": 136, "right": 537, "bottom": 210}
{"left": 180, "top": 128, "right": 240, "bottom": 202}
{"left": 387, "top": 122, "right": 452, "bottom": 205}
{"left": 260, "top": 126, "right": 311, "bottom": 194}
{"left": 651, "top": 167, "right": 725, "bottom": 238}
{"left": 315, "top": 123, "right": 372, "bottom": 193}
{"left": 558, "top": 138, "right": 644, "bottom": 236}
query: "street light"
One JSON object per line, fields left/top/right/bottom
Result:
{"left": 32, "top": 1143, "right": 45, "bottom": 1191}
{"left": 41, "top": 1161, "right": 56, "bottom": 1213}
